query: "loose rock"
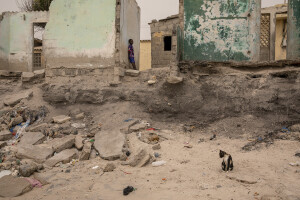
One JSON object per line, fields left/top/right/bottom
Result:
{"left": 94, "top": 130, "right": 125, "bottom": 160}
{"left": 0, "top": 130, "right": 12, "bottom": 141}
{"left": 75, "top": 135, "right": 84, "bottom": 150}
{"left": 0, "top": 175, "right": 32, "bottom": 197}
{"left": 52, "top": 115, "right": 71, "bottom": 124}
{"left": 79, "top": 142, "right": 92, "bottom": 161}
{"left": 166, "top": 76, "right": 183, "bottom": 84}
{"left": 103, "top": 163, "right": 116, "bottom": 172}
{"left": 126, "top": 69, "right": 140, "bottom": 77}
{"left": 19, "top": 132, "right": 46, "bottom": 146}
{"left": 17, "top": 145, "right": 54, "bottom": 163}
{"left": 19, "top": 162, "right": 38, "bottom": 177}
{"left": 45, "top": 149, "right": 78, "bottom": 167}
{"left": 4, "top": 90, "right": 33, "bottom": 107}
{"left": 48, "top": 135, "right": 75, "bottom": 153}
{"left": 152, "top": 144, "right": 161, "bottom": 150}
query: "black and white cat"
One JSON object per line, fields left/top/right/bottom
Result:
{"left": 219, "top": 150, "right": 234, "bottom": 171}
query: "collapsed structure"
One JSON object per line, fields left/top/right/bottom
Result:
{"left": 0, "top": 0, "right": 141, "bottom": 82}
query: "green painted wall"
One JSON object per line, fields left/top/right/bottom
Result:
{"left": 183, "top": 0, "right": 260, "bottom": 62}
{"left": 287, "top": 0, "right": 300, "bottom": 59}
{"left": 44, "top": 0, "right": 116, "bottom": 60}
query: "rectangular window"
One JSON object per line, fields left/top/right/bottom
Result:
{"left": 164, "top": 36, "right": 172, "bottom": 51}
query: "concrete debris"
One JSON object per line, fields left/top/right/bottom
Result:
{"left": 148, "top": 80, "right": 156, "bottom": 85}
{"left": 152, "top": 144, "right": 161, "bottom": 150}
{"left": 11, "top": 116, "right": 23, "bottom": 126}
{"left": 26, "top": 123, "right": 48, "bottom": 132}
{"left": 72, "top": 123, "right": 86, "bottom": 129}
{"left": 166, "top": 76, "right": 183, "bottom": 84}
{"left": 75, "top": 113, "right": 85, "bottom": 120}
{"left": 0, "top": 141, "right": 7, "bottom": 149}
{"left": 0, "top": 130, "right": 12, "bottom": 141}
{"left": 19, "top": 162, "right": 38, "bottom": 177}
{"left": 94, "top": 130, "right": 125, "bottom": 160}
{"left": 79, "top": 142, "right": 92, "bottom": 161}
{"left": 0, "top": 170, "right": 12, "bottom": 178}
{"left": 89, "top": 149, "right": 98, "bottom": 160}
{"left": 21, "top": 72, "right": 35, "bottom": 82}
{"left": 49, "top": 135, "right": 75, "bottom": 153}
{"left": 125, "top": 69, "right": 140, "bottom": 77}
{"left": 33, "top": 69, "right": 45, "bottom": 79}
{"left": 52, "top": 115, "right": 71, "bottom": 124}
{"left": 290, "top": 124, "right": 300, "bottom": 132}
{"left": 45, "top": 149, "right": 78, "bottom": 167}
{"left": 103, "top": 163, "right": 116, "bottom": 172}
{"left": 4, "top": 90, "right": 33, "bottom": 107}
{"left": 0, "top": 175, "right": 33, "bottom": 197}
{"left": 295, "top": 151, "right": 300, "bottom": 157}
{"left": 129, "top": 121, "right": 148, "bottom": 133}
{"left": 126, "top": 149, "right": 153, "bottom": 167}
{"left": 17, "top": 145, "right": 54, "bottom": 164}
{"left": 75, "top": 135, "right": 84, "bottom": 150}
{"left": 19, "top": 132, "right": 46, "bottom": 146}
{"left": 33, "top": 173, "right": 50, "bottom": 185}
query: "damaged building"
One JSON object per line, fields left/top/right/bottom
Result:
{"left": 0, "top": 0, "right": 141, "bottom": 83}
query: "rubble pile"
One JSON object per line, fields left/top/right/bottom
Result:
{"left": 0, "top": 92, "right": 171, "bottom": 197}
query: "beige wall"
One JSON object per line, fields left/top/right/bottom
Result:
{"left": 140, "top": 41, "right": 151, "bottom": 71}
{"left": 275, "top": 14, "right": 287, "bottom": 60}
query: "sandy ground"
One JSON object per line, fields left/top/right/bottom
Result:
{"left": 4, "top": 129, "right": 299, "bottom": 200}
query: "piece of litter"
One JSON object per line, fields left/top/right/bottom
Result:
{"left": 123, "top": 186, "right": 135, "bottom": 196}
{"left": 289, "top": 161, "right": 300, "bottom": 166}
{"left": 152, "top": 161, "right": 167, "bottom": 167}
{"left": 124, "top": 119, "right": 134, "bottom": 122}
{"left": 92, "top": 166, "right": 99, "bottom": 170}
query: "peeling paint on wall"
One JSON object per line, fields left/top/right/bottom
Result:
{"left": 183, "top": 0, "right": 260, "bottom": 62}
{"left": 44, "top": 0, "right": 116, "bottom": 61}
{"left": 287, "top": 0, "right": 300, "bottom": 59}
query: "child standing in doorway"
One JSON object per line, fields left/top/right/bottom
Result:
{"left": 128, "top": 39, "right": 137, "bottom": 70}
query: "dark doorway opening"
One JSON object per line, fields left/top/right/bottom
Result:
{"left": 164, "top": 36, "right": 172, "bottom": 51}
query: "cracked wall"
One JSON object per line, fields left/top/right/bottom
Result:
{"left": 287, "top": 0, "right": 300, "bottom": 60}
{"left": 180, "top": 0, "right": 261, "bottom": 62}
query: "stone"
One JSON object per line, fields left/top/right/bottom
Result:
{"left": 120, "top": 153, "right": 128, "bottom": 161}
{"left": 166, "top": 76, "right": 183, "bottom": 84}
{"left": 33, "top": 173, "right": 50, "bottom": 185}
{"left": 52, "top": 115, "right": 71, "bottom": 124}
{"left": 12, "top": 116, "right": 23, "bottom": 126}
{"left": 48, "top": 135, "right": 75, "bottom": 153}
{"left": 226, "top": 174, "right": 258, "bottom": 184}
{"left": 79, "top": 142, "right": 92, "bottom": 161}
{"left": 19, "top": 163, "right": 38, "bottom": 177}
{"left": 0, "top": 175, "right": 32, "bottom": 197}
{"left": 45, "top": 149, "right": 78, "bottom": 167}
{"left": 94, "top": 130, "right": 125, "bottom": 160}
{"left": 0, "top": 130, "right": 12, "bottom": 141}
{"left": 291, "top": 124, "right": 300, "bottom": 132}
{"left": 103, "top": 163, "right": 116, "bottom": 172}
{"left": 129, "top": 122, "right": 148, "bottom": 133}
{"left": 75, "top": 135, "right": 84, "bottom": 150}
{"left": 21, "top": 72, "right": 35, "bottom": 82}
{"left": 0, "top": 141, "right": 7, "bottom": 149}
{"left": 89, "top": 149, "right": 98, "bottom": 159}
{"left": 148, "top": 80, "right": 156, "bottom": 85}
{"left": 295, "top": 151, "right": 300, "bottom": 157}
{"left": 128, "top": 149, "right": 152, "bottom": 167}
{"left": 152, "top": 144, "right": 161, "bottom": 150}
{"left": 33, "top": 69, "right": 45, "bottom": 79}
{"left": 19, "top": 132, "right": 46, "bottom": 146}
{"left": 126, "top": 69, "right": 140, "bottom": 77}
{"left": 27, "top": 123, "right": 48, "bottom": 132}
{"left": 4, "top": 90, "right": 33, "bottom": 107}
{"left": 75, "top": 113, "right": 85, "bottom": 120}
{"left": 17, "top": 145, "right": 54, "bottom": 164}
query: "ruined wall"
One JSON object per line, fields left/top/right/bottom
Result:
{"left": 120, "top": 0, "right": 140, "bottom": 70}
{"left": 287, "top": 0, "right": 300, "bottom": 60}
{"left": 44, "top": 0, "right": 116, "bottom": 79}
{"left": 150, "top": 16, "right": 179, "bottom": 68}
{"left": 181, "top": 0, "right": 261, "bottom": 62}
{"left": 0, "top": 12, "right": 48, "bottom": 72}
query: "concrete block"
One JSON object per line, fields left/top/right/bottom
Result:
{"left": 4, "top": 90, "right": 33, "bottom": 107}
{"left": 125, "top": 69, "right": 140, "bottom": 77}
{"left": 17, "top": 145, "right": 54, "bottom": 163}
{"left": 0, "top": 131, "right": 12, "bottom": 141}
{"left": 19, "top": 132, "right": 46, "bottom": 146}
{"left": 45, "top": 148, "right": 78, "bottom": 167}
{"left": 0, "top": 175, "right": 32, "bottom": 197}
{"left": 52, "top": 115, "right": 71, "bottom": 124}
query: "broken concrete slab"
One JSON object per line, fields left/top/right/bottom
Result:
{"left": 0, "top": 141, "right": 7, "bottom": 149}
{"left": 21, "top": 72, "right": 35, "bottom": 82}
{"left": 291, "top": 124, "right": 300, "bottom": 132}
{"left": 33, "top": 69, "right": 45, "bottom": 79}
{"left": 17, "top": 144, "right": 54, "bottom": 163}
{"left": 226, "top": 174, "right": 258, "bottom": 184}
{"left": 44, "top": 149, "right": 78, "bottom": 167}
{"left": 52, "top": 115, "right": 71, "bottom": 124}
{"left": 0, "top": 175, "right": 32, "bottom": 197}
{"left": 166, "top": 76, "right": 183, "bottom": 84}
{"left": 148, "top": 80, "right": 156, "bottom": 85}
{"left": 79, "top": 142, "right": 92, "bottom": 161}
{"left": 26, "top": 123, "right": 48, "bottom": 132}
{"left": 48, "top": 135, "right": 75, "bottom": 153}
{"left": 0, "top": 130, "right": 12, "bottom": 141}
{"left": 75, "top": 113, "right": 85, "bottom": 120}
{"left": 126, "top": 149, "right": 152, "bottom": 167}
{"left": 19, "top": 132, "right": 46, "bottom": 146}
{"left": 19, "top": 162, "right": 38, "bottom": 177}
{"left": 11, "top": 116, "right": 23, "bottom": 126}
{"left": 4, "top": 90, "right": 33, "bottom": 107}
{"left": 94, "top": 130, "right": 125, "bottom": 160}
{"left": 75, "top": 135, "right": 84, "bottom": 150}
{"left": 33, "top": 173, "right": 50, "bottom": 185}
{"left": 129, "top": 121, "right": 148, "bottom": 133}
{"left": 126, "top": 69, "right": 140, "bottom": 77}
{"left": 0, "top": 70, "right": 22, "bottom": 78}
